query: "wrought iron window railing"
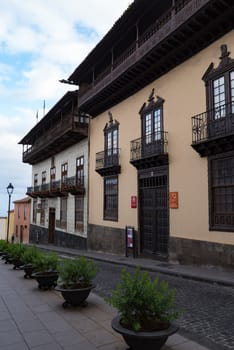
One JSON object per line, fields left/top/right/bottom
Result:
{"left": 96, "top": 148, "right": 120, "bottom": 170}
{"left": 130, "top": 131, "right": 168, "bottom": 161}
{"left": 192, "top": 102, "right": 234, "bottom": 144}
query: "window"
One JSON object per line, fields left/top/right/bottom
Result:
{"left": 104, "top": 176, "right": 118, "bottom": 221}
{"left": 140, "top": 90, "right": 165, "bottom": 157}
{"left": 104, "top": 113, "right": 119, "bottom": 166}
{"left": 61, "top": 163, "right": 68, "bottom": 186}
{"left": 24, "top": 205, "right": 26, "bottom": 220}
{"left": 33, "top": 199, "right": 37, "bottom": 223}
{"left": 76, "top": 156, "right": 84, "bottom": 185}
{"left": 75, "top": 196, "right": 84, "bottom": 232}
{"left": 40, "top": 200, "right": 46, "bottom": 225}
{"left": 203, "top": 45, "right": 234, "bottom": 119}
{"left": 42, "top": 171, "right": 46, "bottom": 184}
{"left": 60, "top": 197, "right": 67, "bottom": 229}
{"left": 50, "top": 167, "right": 56, "bottom": 182}
{"left": 209, "top": 153, "right": 234, "bottom": 231}
{"left": 34, "top": 174, "right": 38, "bottom": 186}
{"left": 18, "top": 206, "right": 20, "bottom": 218}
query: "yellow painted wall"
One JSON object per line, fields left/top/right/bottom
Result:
{"left": 89, "top": 30, "right": 234, "bottom": 246}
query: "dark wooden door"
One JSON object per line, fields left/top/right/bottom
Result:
{"left": 48, "top": 208, "right": 55, "bottom": 243}
{"left": 139, "top": 168, "right": 169, "bottom": 256}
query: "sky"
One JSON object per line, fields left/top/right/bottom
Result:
{"left": 0, "top": 0, "right": 133, "bottom": 216}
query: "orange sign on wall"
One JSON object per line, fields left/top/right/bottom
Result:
{"left": 169, "top": 192, "right": 179, "bottom": 209}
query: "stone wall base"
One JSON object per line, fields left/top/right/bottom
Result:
{"left": 169, "top": 237, "right": 234, "bottom": 270}
{"left": 29, "top": 224, "right": 87, "bottom": 250}
{"left": 87, "top": 224, "right": 125, "bottom": 255}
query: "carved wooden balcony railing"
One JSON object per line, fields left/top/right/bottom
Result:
{"left": 191, "top": 102, "right": 234, "bottom": 157}
{"left": 22, "top": 113, "right": 89, "bottom": 164}
{"left": 26, "top": 176, "right": 86, "bottom": 198}
{"left": 95, "top": 148, "right": 121, "bottom": 176}
{"left": 61, "top": 176, "right": 85, "bottom": 195}
{"left": 130, "top": 131, "right": 168, "bottom": 169}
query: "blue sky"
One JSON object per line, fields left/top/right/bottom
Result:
{"left": 0, "top": 0, "right": 133, "bottom": 216}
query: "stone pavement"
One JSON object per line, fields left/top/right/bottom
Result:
{"left": 1, "top": 250, "right": 231, "bottom": 350}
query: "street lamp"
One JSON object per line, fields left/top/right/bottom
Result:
{"left": 6, "top": 182, "right": 14, "bottom": 243}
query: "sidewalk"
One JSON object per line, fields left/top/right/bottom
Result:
{"left": 0, "top": 254, "right": 212, "bottom": 350}
{"left": 36, "top": 244, "right": 234, "bottom": 287}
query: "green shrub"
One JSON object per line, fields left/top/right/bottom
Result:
{"left": 5, "top": 243, "right": 26, "bottom": 260}
{"left": 21, "top": 246, "right": 40, "bottom": 265}
{"left": 0, "top": 240, "right": 8, "bottom": 252}
{"left": 32, "top": 251, "right": 59, "bottom": 272}
{"left": 107, "top": 267, "right": 182, "bottom": 332}
{"left": 58, "top": 256, "right": 98, "bottom": 289}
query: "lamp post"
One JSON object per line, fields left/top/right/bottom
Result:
{"left": 6, "top": 182, "right": 14, "bottom": 243}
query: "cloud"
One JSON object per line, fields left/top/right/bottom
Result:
{"left": 0, "top": 0, "right": 133, "bottom": 215}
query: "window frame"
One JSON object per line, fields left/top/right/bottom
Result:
{"left": 103, "top": 175, "right": 118, "bottom": 221}
{"left": 75, "top": 195, "right": 84, "bottom": 232}
{"left": 209, "top": 151, "right": 234, "bottom": 232}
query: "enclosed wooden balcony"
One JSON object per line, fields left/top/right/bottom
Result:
{"left": 191, "top": 102, "right": 234, "bottom": 157}
{"left": 130, "top": 131, "right": 168, "bottom": 169}
{"left": 19, "top": 91, "right": 89, "bottom": 165}
{"left": 61, "top": 176, "right": 85, "bottom": 195}
{"left": 21, "top": 113, "right": 88, "bottom": 164}
{"left": 95, "top": 148, "right": 121, "bottom": 176}
{"left": 70, "top": 0, "right": 233, "bottom": 117}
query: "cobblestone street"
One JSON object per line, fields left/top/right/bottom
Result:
{"left": 93, "top": 261, "right": 234, "bottom": 350}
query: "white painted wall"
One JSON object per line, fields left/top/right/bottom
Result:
{"left": 31, "top": 139, "right": 88, "bottom": 237}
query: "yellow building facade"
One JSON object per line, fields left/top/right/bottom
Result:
{"left": 66, "top": 0, "right": 234, "bottom": 268}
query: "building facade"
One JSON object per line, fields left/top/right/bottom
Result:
{"left": 13, "top": 197, "right": 31, "bottom": 243}
{"left": 19, "top": 91, "right": 89, "bottom": 249}
{"left": 0, "top": 217, "right": 7, "bottom": 240}
{"left": 66, "top": 0, "right": 234, "bottom": 268}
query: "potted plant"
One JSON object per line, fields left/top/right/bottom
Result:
{"left": 55, "top": 256, "right": 98, "bottom": 308}
{"left": 21, "top": 246, "right": 40, "bottom": 278}
{"left": 107, "top": 267, "right": 182, "bottom": 350}
{"left": 0, "top": 240, "right": 8, "bottom": 257}
{"left": 32, "top": 251, "right": 59, "bottom": 290}
{"left": 10, "top": 243, "right": 27, "bottom": 269}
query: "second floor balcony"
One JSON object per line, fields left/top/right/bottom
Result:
{"left": 61, "top": 176, "right": 85, "bottom": 195}
{"left": 95, "top": 148, "right": 121, "bottom": 176}
{"left": 130, "top": 131, "right": 168, "bottom": 169}
{"left": 26, "top": 177, "right": 85, "bottom": 198}
{"left": 191, "top": 102, "right": 234, "bottom": 157}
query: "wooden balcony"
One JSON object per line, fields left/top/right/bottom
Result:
{"left": 73, "top": 0, "right": 233, "bottom": 117}
{"left": 191, "top": 102, "right": 234, "bottom": 157}
{"left": 130, "top": 131, "right": 168, "bottom": 169}
{"left": 61, "top": 176, "right": 85, "bottom": 195}
{"left": 22, "top": 113, "right": 89, "bottom": 164}
{"left": 95, "top": 148, "right": 121, "bottom": 176}
{"left": 26, "top": 177, "right": 85, "bottom": 198}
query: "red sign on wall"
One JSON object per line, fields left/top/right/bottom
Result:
{"left": 131, "top": 195, "right": 137, "bottom": 208}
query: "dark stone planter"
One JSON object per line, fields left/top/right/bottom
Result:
{"left": 32, "top": 271, "right": 58, "bottom": 290}
{"left": 23, "top": 264, "right": 34, "bottom": 278}
{"left": 55, "top": 284, "right": 95, "bottom": 308}
{"left": 12, "top": 258, "right": 23, "bottom": 270}
{"left": 111, "top": 316, "right": 179, "bottom": 350}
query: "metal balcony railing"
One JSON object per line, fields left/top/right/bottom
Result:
{"left": 130, "top": 131, "right": 168, "bottom": 162}
{"left": 191, "top": 102, "right": 234, "bottom": 144}
{"left": 96, "top": 148, "right": 120, "bottom": 170}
